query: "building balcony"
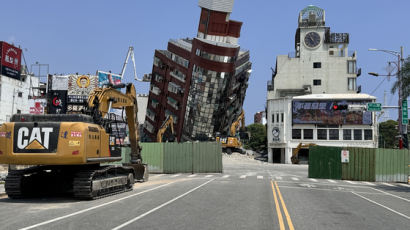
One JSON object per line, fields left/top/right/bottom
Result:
{"left": 170, "top": 71, "right": 186, "bottom": 83}
{"left": 167, "top": 96, "right": 179, "bottom": 110}
{"left": 150, "top": 86, "right": 161, "bottom": 95}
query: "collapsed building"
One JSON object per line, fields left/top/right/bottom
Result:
{"left": 144, "top": 0, "right": 251, "bottom": 142}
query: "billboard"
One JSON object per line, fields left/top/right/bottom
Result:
{"left": 292, "top": 100, "right": 372, "bottom": 125}
{"left": 48, "top": 90, "right": 67, "bottom": 114}
{"left": 0, "top": 42, "right": 22, "bottom": 80}
{"left": 68, "top": 74, "right": 98, "bottom": 96}
{"left": 51, "top": 75, "right": 69, "bottom": 91}
{"left": 97, "top": 70, "right": 121, "bottom": 87}
{"left": 29, "top": 99, "right": 47, "bottom": 114}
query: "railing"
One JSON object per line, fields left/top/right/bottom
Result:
{"left": 150, "top": 86, "right": 161, "bottom": 95}
{"left": 298, "top": 21, "right": 325, "bottom": 27}
{"left": 169, "top": 39, "right": 192, "bottom": 51}
{"left": 325, "top": 33, "right": 349, "bottom": 44}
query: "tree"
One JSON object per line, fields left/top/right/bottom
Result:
{"left": 378, "top": 120, "right": 398, "bottom": 148}
{"left": 244, "top": 123, "right": 266, "bottom": 152}
{"left": 391, "top": 56, "right": 410, "bottom": 98}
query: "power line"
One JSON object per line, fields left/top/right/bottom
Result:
{"left": 371, "top": 77, "right": 387, "bottom": 95}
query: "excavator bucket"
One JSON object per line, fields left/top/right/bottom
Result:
{"left": 125, "top": 163, "right": 149, "bottom": 182}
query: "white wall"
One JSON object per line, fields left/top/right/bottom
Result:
{"left": 0, "top": 74, "right": 39, "bottom": 124}
{"left": 270, "top": 27, "right": 357, "bottom": 99}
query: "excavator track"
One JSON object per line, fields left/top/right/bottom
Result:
{"left": 4, "top": 170, "right": 25, "bottom": 199}
{"left": 5, "top": 165, "right": 135, "bottom": 200}
{"left": 73, "top": 166, "right": 134, "bottom": 200}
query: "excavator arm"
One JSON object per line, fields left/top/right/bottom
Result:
{"left": 157, "top": 115, "right": 174, "bottom": 142}
{"left": 230, "top": 110, "right": 245, "bottom": 137}
{"left": 87, "top": 83, "right": 141, "bottom": 163}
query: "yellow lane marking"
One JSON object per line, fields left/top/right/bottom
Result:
{"left": 271, "top": 180, "right": 285, "bottom": 230}
{"left": 275, "top": 181, "right": 295, "bottom": 230}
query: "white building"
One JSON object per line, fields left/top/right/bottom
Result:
{"left": 0, "top": 73, "right": 40, "bottom": 124}
{"left": 266, "top": 6, "right": 378, "bottom": 164}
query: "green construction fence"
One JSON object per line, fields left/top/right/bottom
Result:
{"left": 309, "top": 146, "right": 409, "bottom": 182}
{"left": 120, "top": 142, "right": 223, "bottom": 174}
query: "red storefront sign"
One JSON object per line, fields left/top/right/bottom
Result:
{"left": 0, "top": 41, "right": 22, "bottom": 80}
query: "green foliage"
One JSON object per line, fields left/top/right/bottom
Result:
{"left": 378, "top": 120, "right": 398, "bottom": 148}
{"left": 244, "top": 123, "right": 266, "bottom": 152}
{"left": 391, "top": 56, "right": 410, "bottom": 98}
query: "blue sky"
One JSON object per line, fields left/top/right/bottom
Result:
{"left": 1, "top": 0, "right": 409, "bottom": 124}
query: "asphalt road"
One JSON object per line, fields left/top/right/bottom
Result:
{"left": 0, "top": 155, "right": 409, "bottom": 230}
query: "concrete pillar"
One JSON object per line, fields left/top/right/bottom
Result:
{"left": 268, "top": 148, "right": 273, "bottom": 163}
{"left": 284, "top": 147, "right": 292, "bottom": 164}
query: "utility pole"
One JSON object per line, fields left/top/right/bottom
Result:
{"left": 369, "top": 46, "right": 407, "bottom": 148}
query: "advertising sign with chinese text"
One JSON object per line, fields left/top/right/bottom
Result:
{"left": 29, "top": 99, "right": 47, "bottom": 114}
{"left": 292, "top": 100, "right": 372, "bottom": 125}
{"left": 341, "top": 150, "right": 349, "bottom": 163}
{"left": 0, "top": 42, "right": 22, "bottom": 80}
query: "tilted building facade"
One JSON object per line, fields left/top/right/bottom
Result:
{"left": 144, "top": 0, "right": 251, "bottom": 142}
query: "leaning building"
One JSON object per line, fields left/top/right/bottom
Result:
{"left": 266, "top": 6, "right": 378, "bottom": 164}
{"left": 144, "top": 0, "right": 251, "bottom": 142}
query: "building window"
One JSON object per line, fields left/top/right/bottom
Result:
{"left": 154, "top": 73, "right": 163, "bottom": 82}
{"left": 17, "top": 109, "right": 21, "bottom": 114}
{"left": 354, "top": 129, "right": 362, "bottom": 140}
{"left": 317, "top": 129, "right": 327, "bottom": 140}
{"left": 348, "top": 60, "right": 357, "bottom": 74}
{"left": 364, "top": 129, "right": 373, "bottom": 140}
{"left": 304, "top": 129, "right": 313, "bottom": 139}
{"left": 343, "top": 129, "right": 352, "bottom": 140}
{"left": 329, "top": 50, "right": 334, "bottom": 56}
{"left": 168, "top": 82, "right": 182, "bottom": 94}
{"left": 313, "top": 79, "right": 321, "bottom": 86}
{"left": 153, "top": 57, "right": 162, "bottom": 67}
{"left": 313, "top": 62, "right": 321, "bottom": 68}
{"left": 195, "top": 49, "right": 234, "bottom": 63}
{"left": 348, "top": 78, "right": 356, "bottom": 91}
{"left": 18, "top": 92, "right": 23, "bottom": 97}
{"left": 281, "top": 113, "right": 284, "bottom": 123}
{"left": 329, "top": 129, "right": 339, "bottom": 140}
{"left": 276, "top": 114, "right": 279, "bottom": 123}
{"left": 272, "top": 114, "right": 275, "bottom": 123}
{"left": 170, "top": 68, "right": 186, "bottom": 82}
{"left": 292, "top": 129, "right": 301, "bottom": 139}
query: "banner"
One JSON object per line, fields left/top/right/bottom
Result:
{"left": 97, "top": 70, "right": 121, "bottom": 87}
{"left": 28, "top": 99, "right": 47, "bottom": 114}
{"left": 292, "top": 100, "right": 372, "bottom": 125}
{"left": 68, "top": 74, "right": 98, "bottom": 96}
{"left": 48, "top": 90, "right": 67, "bottom": 114}
{"left": 0, "top": 42, "right": 22, "bottom": 80}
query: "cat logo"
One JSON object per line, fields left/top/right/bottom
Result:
{"left": 17, "top": 127, "right": 53, "bottom": 150}
{"left": 13, "top": 123, "right": 60, "bottom": 153}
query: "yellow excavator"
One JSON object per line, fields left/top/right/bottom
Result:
{"left": 156, "top": 115, "right": 175, "bottom": 142}
{"left": 0, "top": 83, "right": 148, "bottom": 199}
{"left": 291, "top": 143, "right": 317, "bottom": 164}
{"left": 216, "top": 110, "right": 247, "bottom": 154}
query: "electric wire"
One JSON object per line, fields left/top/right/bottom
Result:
{"left": 371, "top": 77, "right": 387, "bottom": 95}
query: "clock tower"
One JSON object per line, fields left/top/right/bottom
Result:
{"left": 295, "top": 6, "right": 327, "bottom": 57}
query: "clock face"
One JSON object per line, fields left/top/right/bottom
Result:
{"left": 272, "top": 128, "right": 279, "bottom": 137}
{"left": 304, "top": 32, "right": 321, "bottom": 48}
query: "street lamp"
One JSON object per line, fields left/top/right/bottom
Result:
{"left": 369, "top": 47, "right": 406, "bottom": 148}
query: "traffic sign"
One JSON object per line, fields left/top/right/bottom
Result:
{"left": 367, "top": 103, "right": 382, "bottom": 111}
{"left": 402, "top": 100, "right": 408, "bottom": 125}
